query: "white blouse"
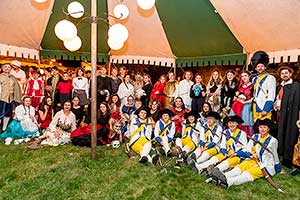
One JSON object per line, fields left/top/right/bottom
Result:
{"left": 72, "top": 77, "right": 89, "bottom": 98}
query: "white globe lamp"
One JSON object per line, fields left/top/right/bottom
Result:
{"left": 67, "top": 1, "right": 85, "bottom": 18}
{"left": 108, "top": 24, "right": 128, "bottom": 43}
{"left": 63, "top": 35, "right": 82, "bottom": 52}
{"left": 54, "top": 20, "right": 78, "bottom": 41}
{"left": 113, "top": 4, "right": 129, "bottom": 20}
{"left": 137, "top": 0, "right": 155, "bottom": 10}
{"left": 108, "top": 37, "right": 124, "bottom": 50}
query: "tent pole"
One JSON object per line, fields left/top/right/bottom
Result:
{"left": 91, "top": 0, "right": 97, "bottom": 159}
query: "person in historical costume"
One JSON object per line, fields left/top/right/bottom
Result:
{"left": 150, "top": 75, "right": 166, "bottom": 109}
{"left": 169, "top": 97, "right": 190, "bottom": 136}
{"left": 45, "top": 66, "right": 61, "bottom": 106}
{"left": 110, "top": 67, "right": 122, "bottom": 95}
{"left": 71, "top": 96, "right": 84, "bottom": 127}
{"left": 72, "top": 68, "right": 89, "bottom": 106}
{"left": 198, "top": 102, "right": 212, "bottom": 126}
{"left": 126, "top": 106, "right": 159, "bottom": 164}
{"left": 140, "top": 74, "right": 153, "bottom": 107}
{"left": 175, "top": 71, "right": 194, "bottom": 110}
{"left": 40, "top": 100, "right": 76, "bottom": 146}
{"left": 251, "top": 51, "right": 276, "bottom": 121}
{"left": 149, "top": 100, "right": 161, "bottom": 123}
{"left": 0, "top": 96, "right": 39, "bottom": 142}
{"left": 206, "top": 69, "right": 223, "bottom": 113}
{"left": 56, "top": 72, "right": 73, "bottom": 110}
{"left": 109, "top": 111, "right": 125, "bottom": 145}
{"left": 212, "top": 119, "right": 281, "bottom": 189}
{"left": 221, "top": 70, "right": 238, "bottom": 115}
{"left": 37, "top": 96, "right": 54, "bottom": 131}
{"left": 154, "top": 109, "right": 175, "bottom": 156}
{"left": 121, "top": 95, "right": 137, "bottom": 119}
{"left": 189, "top": 115, "right": 247, "bottom": 174}
{"left": 109, "top": 94, "right": 121, "bottom": 115}
{"left": 0, "top": 63, "right": 22, "bottom": 132}
{"left": 117, "top": 74, "right": 134, "bottom": 108}
{"left": 96, "top": 102, "right": 111, "bottom": 145}
{"left": 190, "top": 73, "right": 206, "bottom": 113}
{"left": 187, "top": 112, "right": 223, "bottom": 165}
{"left": 274, "top": 64, "right": 300, "bottom": 173}
{"left": 163, "top": 72, "right": 178, "bottom": 109}
{"left": 97, "top": 66, "right": 112, "bottom": 104}
{"left": 24, "top": 70, "right": 44, "bottom": 108}
{"left": 132, "top": 72, "right": 144, "bottom": 99}
{"left": 230, "top": 71, "right": 254, "bottom": 136}
{"left": 10, "top": 60, "right": 26, "bottom": 93}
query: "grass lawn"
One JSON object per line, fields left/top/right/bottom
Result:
{"left": 0, "top": 143, "right": 299, "bottom": 200}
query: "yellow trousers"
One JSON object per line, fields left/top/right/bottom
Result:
{"left": 253, "top": 103, "right": 272, "bottom": 121}
{"left": 131, "top": 136, "right": 149, "bottom": 154}
{"left": 237, "top": 159, "right": 263, "bottom": 180}
{"left": 182, "top": 137, "right": 196, "bottom": 152}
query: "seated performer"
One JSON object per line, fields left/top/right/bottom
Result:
{"left": 187, "top": 112, "right": 223, "bottom": 165}
{"left": 127, "top": 106, "right": 159, "bottom": 165}
{"left": 154, "top": 109, "right": 175, "bottom": 157}
{"left": 189, "top": 115, "right": 247, "bottom": 174}
{"left": 212, "top": 119, "right": 281, "bottom": 188}
{"left": 174, "top": 111, "right": 201, "bottom": 159}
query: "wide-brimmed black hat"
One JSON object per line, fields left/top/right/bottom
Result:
{"left": 223, "top": 115, "right": 244, "bottom": 124}
{"left": 253, "top": 118, "right": 277, "bottom": 134}
{"left": 251, "top": 51, "right": 269, "bottom": 68}
{"left": 134, "top": 106, "right": 150, "bottom": 117}
{"left": 205, "top": 111, "right": 221, "bottom": 120}
{"left": 184, "top": 111, "right": 200, "bottom": 119}
{"left": 159, "top": 109, "right": 174, "bottom": 118}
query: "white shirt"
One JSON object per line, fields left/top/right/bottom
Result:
{"left": 10, "top": 69, "right": 26, "bottom": 88}
{"left": 72, "top": 77, "right": 89, "bottom": 98}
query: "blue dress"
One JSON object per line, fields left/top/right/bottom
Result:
{"left": 0, "top": 119, "right": 38, "bottom": 139}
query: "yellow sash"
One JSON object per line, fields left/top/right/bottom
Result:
{"left": 226, "top": 128, "right": 240, "bottom": 149}
{"left": 254, "top": 73, "right": 268, "bottom": 91}
{"left": 251, "top": 133, "right": 270, "bottom": 154}
{"left": 160, "top": 120, "right": 171, "bottom": 137}
{"left": 205, "top": 124, "right": 216, "bottom": 140}
{"left": 129, "top": 119, "right": 146, "bottom": 144}
{"left": 183, "top": 123, "right": 195, "bottom": 138}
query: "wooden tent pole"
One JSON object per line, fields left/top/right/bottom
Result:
{"left": 91, "top": 0, "right": 97, "bottom": 159}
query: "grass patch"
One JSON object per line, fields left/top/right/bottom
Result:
{"left": 0, "top": 143, "right": 299, "bottom": 200}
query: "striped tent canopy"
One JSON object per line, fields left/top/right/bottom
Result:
{"left": 1, "top": 0, "right": 300, "bottom": 66}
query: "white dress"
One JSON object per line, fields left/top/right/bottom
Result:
{"left": 14, "top": 104, "right": 39, "bottom": 132}
{"left": 117, "top": 82, "right": 134, "bottom": 107}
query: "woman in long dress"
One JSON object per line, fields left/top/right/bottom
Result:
{"left": 150, "top": 75, "right": 166, "bottom": 109}
{"left": 175, "top": 71, "right": 194, "bottom": 110}
{"left": 206, "top": 69, "right": 223, "bottom": 113}
{"left": 41, "top": 100, "right": 76, "bottom": 146}
{"left": 117, "top": 74, "right": 134, "bottom": 108}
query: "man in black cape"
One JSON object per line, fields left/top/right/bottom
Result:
{"left": 275, "top": 64, "right": 300, "bottom": 173}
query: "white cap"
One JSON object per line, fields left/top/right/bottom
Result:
{"left": 11, "top": 60, "right": 21, "bottom": 67}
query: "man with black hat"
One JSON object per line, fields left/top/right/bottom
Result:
{"left": 189, "top": 115, "right": 247, "bottom": 174}
{"left": 213, "top": 119, "right": 281, "bottom": 189}
{"left": 154, "top": 109, "right": 175, "bottom": 156}
{"left": 187, "top": 111, "right": 223, "bottom": 165}
{"left": 251, "top": 51, "right": 276, "bottom": 121}
{"left": 127, "top": 106, "right": 159, "bottom": 165}
{"left": 275, "top": 64, "right": 300, "bottom": 173}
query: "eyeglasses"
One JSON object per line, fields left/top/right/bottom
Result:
{"left": 115, "top": 125, "right": 122, "bottom": 128}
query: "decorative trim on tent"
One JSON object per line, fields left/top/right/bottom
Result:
{"left": 249, "top": 49, "right": 300, "bottom": 64}
{"left": 176, "top": 53, "right": 246, "bottom": 67}
{"left": 110, "top": 55, "right": 176, "bottom": 67}
{"left": 40, "top": 50, "right": 109, "bottom": 62}
{"left": 0, "top": 43, "right": 39, "bottom": 60}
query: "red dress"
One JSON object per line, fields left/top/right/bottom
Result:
{"left": 38, "top": 108, "right": 53, "bottom": 129}
{"left": 169, "top": 106, "right": 189, "bottom": 134}
{"left": 25, "top": 79, "right": 44, "bottom": 108}
{"left": 150, "top": 81, "right": 166, "bottom": 109}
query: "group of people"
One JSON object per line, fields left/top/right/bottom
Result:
{"left": 0, "top": 50, "right": 299, "bottom": 190}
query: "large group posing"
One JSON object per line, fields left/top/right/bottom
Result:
{"left": 0, "top": 50, "right": 299, "bottom": 190}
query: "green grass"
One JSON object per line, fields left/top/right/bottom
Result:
{"left": 0, "top": 143, "right": 299, "bottom": 200}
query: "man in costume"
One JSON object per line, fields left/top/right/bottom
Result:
{"left": 187, "top": 112, "right": 223, "bottom": 165}
{"left": 212, "top": 119, "right": 281, "bottom": 188}
{"left": 127, "top": 106, "right": 159, "bottom": 164}
{"left": 10, "top": 60, "right": 26, "bottom": 93}
{"left": 189, "top": 115, "right": 247, "bottom": 174}
{"left": 24, "top": 70, "right": 44, "bottom": 108}
{"left": 97, "top": 65, "right": 112, "bottom": 105}
{"left": 163, "top": 72, "right": 178, "bottom": 108}
{"left": 251, "top": 51, "right": 276, "bottom": 121}
{"left": 0, "top": 63, "right": 22, "bottom": 131}
{"left": 275, "top": 64, "right": 300, "bottom": 173}
{"left": 154, "top": 109, "right": 175, "bottom": 157}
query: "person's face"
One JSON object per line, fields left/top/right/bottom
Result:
{"left": 160, "top": 76, "right": 166, "bottom": 83}
{"left": 23, "top": 98, "right": 31, "bottom": 106}
{"left": 195, "top": 75, "right": 202, "bottom": 83}
{"left": 100, "top": 104, "right": 107, "bottom": 113}
{"left": 111, "top": 69, "right": 118, "bottom": 77}
{"left": 206, "top": 117, "right": 216, "bottom": 126}
{"left": 212, "top": 71, "right": 219, "bottom": 80}
{"left": 143, "top": 75, "right": 150, "bottom": 83}
{"left": 64, "top": 102, "right": 71, "bottom": 111}
{"left": 72, "top": 97, "right": 80, "bottom": 106}
{"left": 168, "top": 73, "right": 175, "bottom": 81}
{"left": 127, "top": 97, "right": 134, "bottom": 105}
{"left": 78, "top": 70, "right": 83, "bottom": 77}
{"left": 120, "top": 68, "right": 127, "bottom": 76}
{"left": 259, "top": 125, "right": 269, "bottom": 136}
{"left": 203, "top": 104, "right": 210, "bottom": 112}
{"left": 135, "top": 101, "right": 142, "bottom": 109}
{"left": 46, "top": 98, "right": 53, "bottom": 106}
{"left": 280, "top": 69, "right": 292, "bottom": 82}
{"left": 114, "top": 123, "right": 122, "bottom": 131}
{"left": 185, "top": 72, "right": 192, "bottom": 80}
{"left": 255, "top": 64, "right": 266, "bottom": 74}
{"left": 241, "top": 72, "right": 250, "bottom": 83}
{"left": 151, "top": 102, "right": 158, "bottom": 110}
{"left": 63, "top": 74, "right": 69, "bottom": 81}
{"left": 124, "top": 75, "right": 131, "bottom": 83}
{"left": 226, "top": 72, "right": 234, "bottom": 81}
{"left": 175, "top": 98, "right": 183, "bottom": 108}
{"left": 228, "top": 121, "right": 238, "bottom": 131}
{"left": 86, "top": 72, "right": 91, "bottom": 78}
{"left": 112, "top": 96, "right": 119, "bottom": 103}
{"left": 1, "top": 64, "right": 12, "bottom": 73}
{"left": 162, "top": 113, "right": 170, "bottom": 122}
{"left": 32, "top": 73, "right": 39, "bottom": 80}
{"left": 100, "top": 67, "right": 107, "bottom": 75}
{"left": 188, "top": 115, "right": 195, "bottom": 123}
{"left": 52, "top": 69, "right": 59, "bottom": 75}
{"left": 138, "top": 110, "right": 147, "bottom": 120}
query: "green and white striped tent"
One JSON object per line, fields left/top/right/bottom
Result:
{"left": 1, "top": 0, "right": 300, "bottom": 67}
